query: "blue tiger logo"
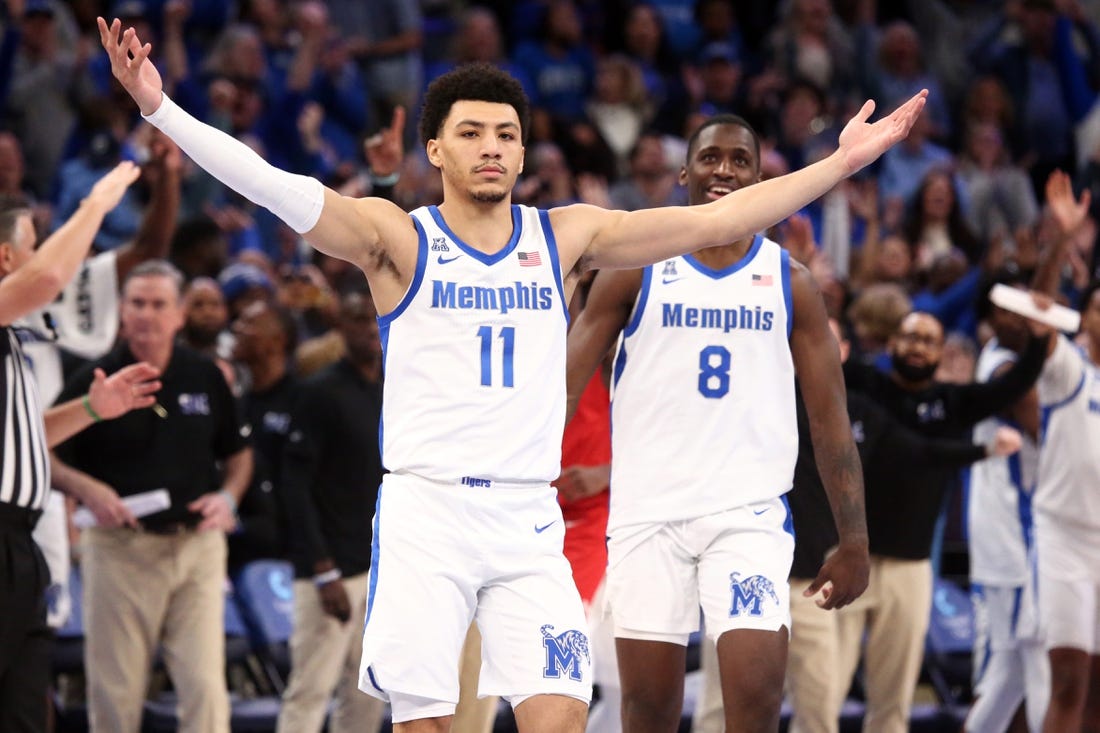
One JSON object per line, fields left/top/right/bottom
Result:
{"left": 541, "top": 624, "right": 590, "bottom": 682}
{"left": 729, "top": 572, "right": 780, "bottom": 617}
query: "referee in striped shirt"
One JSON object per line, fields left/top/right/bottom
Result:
{"left": 0, "top": 163, "right": 162, "bottom": 732}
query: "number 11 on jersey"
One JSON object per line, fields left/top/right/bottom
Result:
{"left": 478, "top": 325, "right": 515, "bottom": 388}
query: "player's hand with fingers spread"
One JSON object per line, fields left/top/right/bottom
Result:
{"left": 804, "top": 541, "right": 870, "bottom": 610}
{"left": 87, "top": 363, "right": 161, "bottom": 420}
{"left": 838, "top": 90, "right": 928, "bottom": 176}
{"left": 96, "top": 16, "right": 164, "bottom": 115}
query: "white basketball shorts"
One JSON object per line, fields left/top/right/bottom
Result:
{"left": 357, "top": 473, "right": 592, "bottom": 722}
{"left": 606, "top": 496, "right": 794, "bottom": 645}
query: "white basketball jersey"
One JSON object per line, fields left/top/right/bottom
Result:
{"left": 968, "top": 340, "right": 1038, "bottom": 586}
{"left": 1034, "top": 336, "right": 1100, "bottom": 531}
{"left": 609, "top": 236, "right": 797, "bottom": 531}
{"left": 379, "top": 205, "right": 569, "bottom": 485}
{"left": 36, "top": 249, "right": 120, "bottom": 360}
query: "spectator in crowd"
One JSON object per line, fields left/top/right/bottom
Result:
{"left": 219, "top": 260, "right": 275, "bottom": 320}
{"left": 958, "top": 120, "right": 1040, "bottom": 248}
{"left": 326, "top": 0, "right": 423, "bottom": 145}
{"left": 422, "top": 6, "right": 535, "bottom": 104}
{"left": 901, "top": 168, "right": 983, "bottom": 271}
{"left": 55, "top": 259, "right": 252, "bottom": 733}
{"left": 180, "top": 276, "right": 236, "bottom": 388}
{"left": 612, "top": 2, "right": 688, "bottom": 136}
{"left": 230, "top": 299, "right": 299, "bottom": 570}
{"left": 877, "top": 110, "right": 954, "bottom": 226}
{"left": 860, "top": 19, "right": 951, "bottom": 141}
{"left": 970, "top": 0, "right": 1100, "bottom": 193}
{"left": 606, "top": 131, "right": 686, "bottom": 211}
{"left": 512, "top": 0, "right": 596, "bottom": 125}
{"left": 276, "top": 291, "right": 385, "bottom": 733}
{"left": 765, "top": 0, "right": 856, "bottom": 103}
{"left": 585, "top": 54, "right": 651, "bottom": 175}
{"left": 0, "top": 0, "right": 94, "bottom": 198}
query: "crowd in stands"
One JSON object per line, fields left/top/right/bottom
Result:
{"left": 4, "top": 0, "right": 1100, "bottom": 730}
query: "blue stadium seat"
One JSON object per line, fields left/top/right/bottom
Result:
{"left": 233, "top": 559, "right": 296, "bottom": 692}
{"left": 924, "top": 577, "right": 975, "bottom": 707}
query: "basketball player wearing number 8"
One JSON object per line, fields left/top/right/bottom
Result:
{"left": 99, "top": 13, "right": 919, "bottom": 730}
{"left": 565, "top": 116, "right": 870, "bottom": 733}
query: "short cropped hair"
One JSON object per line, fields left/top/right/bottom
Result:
{"left": 123, "top": 259, "right": 186, "bottom": 298}
{"left": 419, "top": 62, "right": 531, "bottom": 147}
{"left": 0, "top": 195, "right": 32, "bottom": 248}
{"left": 685, "top": 114, "right": 760, "bottom": 168}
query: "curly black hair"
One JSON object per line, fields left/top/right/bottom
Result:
{"left": 418, "top": 62, "right": 531, "bottom": 147}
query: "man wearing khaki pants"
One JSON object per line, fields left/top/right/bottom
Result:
{"left": 56, "top": 260, "right": 252, "bottom": 733}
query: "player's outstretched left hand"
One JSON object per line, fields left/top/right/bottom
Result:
{"left": 838, "top": 90, "right": 928, "bottom": 176}
{"left": 804, "top": 541, "right": 870, "bottom": 610}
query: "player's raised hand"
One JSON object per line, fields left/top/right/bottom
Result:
{"left": 1045, "top": 169, "right": 1091, "bottom": 237}
{"left": 97, "top": 16, "right": 164, "bottom": 116}
{"left": 837, "top": 89, "right": 928, "bottom": 176}
{"left": 365, "top": 105, "right": 406, "bottom": 178}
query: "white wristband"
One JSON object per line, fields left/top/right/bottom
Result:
{"left": 313, "top": 568, "right": 342, "bottom": 586}
{"left": 143, "top": 93, "right": 325, "bottom": 234}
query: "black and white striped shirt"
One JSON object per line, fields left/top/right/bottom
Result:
{"left": 1, "top": 325, "right": 50, "bottom": 511}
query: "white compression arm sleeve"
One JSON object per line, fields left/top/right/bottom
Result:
{"left": 142, "top": 93, "right": 325, "bottom": 234}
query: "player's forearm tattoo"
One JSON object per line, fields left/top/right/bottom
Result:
{"left": 818, "top": 439, "right": 869, "bottom": 545}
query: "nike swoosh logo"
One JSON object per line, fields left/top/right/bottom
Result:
{"left": 662, "top": 277, "right": 684, "bottom": 285}
{"left": 437, "top": 254, "right": 462, "bottom": 264}
{"left": 535, "top": 521, "right": 557, "bottom": 533}
{"left": 753, "top": 508, "right": 770, "bottom": 515}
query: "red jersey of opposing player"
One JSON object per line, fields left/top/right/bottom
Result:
{"left": 555, "top": 371, "right": 611, "bottom": 605}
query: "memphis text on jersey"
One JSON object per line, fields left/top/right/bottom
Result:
{"left": 431, "top": 280, "right": 554, "bottom": 314}
{"left": 661, "top": 302, "right": 775, "bottom": 333}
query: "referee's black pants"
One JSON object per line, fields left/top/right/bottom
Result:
{"left": 0, "top": 504, "right": 50, "bottom": 733}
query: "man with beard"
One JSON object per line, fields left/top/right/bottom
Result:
{"left": 276, "top": 291, "right": 385, "bottom": 733}
{"left": 181, "top": 277, "right": 235, "bottom": 388}
{"left": 230, "top": 299, "right": 300, "bottom": 571}
{"left": 835, "top": 310, "right": 1047, "bottom": 733}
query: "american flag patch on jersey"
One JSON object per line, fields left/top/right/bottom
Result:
{"left": 518, "top": 251, "right": 542, "bottom": 267}
{"left": 752, "top": 274, "right": 773, "bottom": 286}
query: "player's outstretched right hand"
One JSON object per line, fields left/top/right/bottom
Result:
{"left": 97, "top": 16, "right": 164, "bottom": 116}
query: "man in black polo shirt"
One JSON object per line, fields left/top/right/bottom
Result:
{"left": 830, "top": 311, "right": 1047, "bottom": 733}
{"left": 56, "top": 259, "right": 252, "bottom": 733}
{"left": 276, "top": 291, "right": 385, "bottom": 733}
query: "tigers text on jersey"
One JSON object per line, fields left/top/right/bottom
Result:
{"left": 968, "top": 340, "right": 1038, "bottom": 586}
{"left": 609, "top": 236, "right": 796, "bottom": 531}
{"left": 378, "top": 205, "right": 569, "bottom": 484}
{"left": 1035, "top": 336, "right": 1100, "bottom": 533}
